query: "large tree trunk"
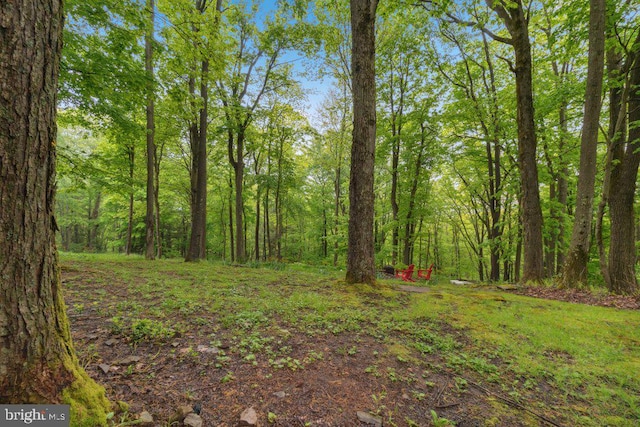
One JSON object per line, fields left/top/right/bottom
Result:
{"left": 487, "top": 0, "right": 544, "bottom": 283}
{"left": 0, "top": 0, "right": 110, "bottom": 422}
{"left": 608, "top": 34, "right": 640, "bottom": 295}
{"left": 559, "top": 0, "right": 605, "bottom": 288}
{"left": 346, "top": 0, "right": 378, "bottom": 285}
{"left": 145, "top": 0, "right": 156, "bottom": 260}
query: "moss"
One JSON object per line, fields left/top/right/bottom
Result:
{"left": 60, "top": 354, "right": 110, "bottom": 427}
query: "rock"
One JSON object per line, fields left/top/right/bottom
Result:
{"left": 239, "top": 407, "right": 258, "bottom": 426}
{"left": 273, "top": 391, "right": 286, "bottom": 399}
{"left": 497, "top": 284, "right": 518, "bottom": 291}
{"left": 356, "top": 411, "right": 382, "bottom": 427}
{"left": 171, "top": 341, "right": 180, "bottom": 347}
{"left": 98, "top": 364, "right": 111, "bottom": 374}
{"left": 105, "top": 338, "right": 118, "bottom": 346}
{"left": 184, "top": 413, "right": 203, "bottom": 427}
{"left": 139, "top": 411, "right": 153, "bottom": 426}
{"left": 87, "top": 333, "right": 99, "bottom": 340}
{"left": 119, "top": 355, "right": 141, "bottom": 365}
{"left": 450, "top": 280, "right": 474, "bottom": 285}
{"left": 197, "top": 344, "right": 219, "bottom": 354}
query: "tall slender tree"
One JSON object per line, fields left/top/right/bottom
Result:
{"left": 346, "top": 0, "right": 378, "bottom": 284}
{"left": 0, "top": 0, "right": 110, "bottom": 422}
{"left": 559, "top": 0, "right": 605, "bottom": 287}
{"left": 145, "top": 0, "right": 157, "bottom": 260}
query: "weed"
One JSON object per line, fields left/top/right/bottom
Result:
{"left": 365, "top": 365, "right": 380, "bottom": 377}
{"left": 430, "top": 410, "right": 456, "bottom": 426}
{"left": 130, "top": 318, "right": 175, "bottom": 343}
{"left": 109, "top": 316, "right": 125, "bottom": 335}
{"left": 371, "top": 391, "right": 387, "bottom": 415}
{"left": 454, "top": 377, "right": 468, "bottom": 392}
{"left": 220, "top": 371, "right": 234, "bottom": 383}
{"left": 386, "top": 367, "right": 399, "bottom": 382}
{"left": 411, "top": 390, "right": 426, "bottom": 401}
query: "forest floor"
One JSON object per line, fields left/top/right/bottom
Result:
{"left": 61, "top": 254, "right": 640, "bottom": 427}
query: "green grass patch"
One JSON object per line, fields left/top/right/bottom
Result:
{"left": 60, "top": 253, "right": 640, "bottom": 426}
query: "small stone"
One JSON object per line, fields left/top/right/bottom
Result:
{"left": 171, "top": 341, "right": 180, "bottom": 348}
{"left": 183, "top": 413, "right": 203, "bottom": 427}
{"left": 139, "top": 411, "right": 153, "bottom": 426}
{"left": 119, "top": 355, "right": 141, "bottom": 365}
{"left": 105, "top": 338, "right": 118, "bottom": 346}
{"left": 239, "top": 407, "right": 258, "bottom": 426}
{"left": 356, "top": 411, "right": 382, "bottom": 427}
{"left": 273, "top": 391, "right": 286, "bottom": 399}
{"left": 98, "top": 364, "right": 111, "bottom": 374}
{"left": 197, "top": 345, "right": 219, "bottom": 354}
{"left": 87, "top": 334, "right": 99, "bottom": 340}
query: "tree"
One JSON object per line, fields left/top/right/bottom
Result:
{"left": 346, "top": 0, "right": 378, "bottom": 284}
{"left": 485, "top": 0, "right": 544, "bottom": 283}
{"left": 145, "top": 0, "right": 157, "bottom": 260}
{"left": 0, "top": 0, "right": 110, "bottom": 423}
{"left": 184, "top": 0, "right": 218, "bottom": 262}
{"left": 607, "top": 30, "right": 640, "bottom": 295}
{"left": 559, "top": 0, "right": 605, "bottom": 287}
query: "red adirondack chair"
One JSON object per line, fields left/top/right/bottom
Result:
{"left": 417, "top": 264, "right": 434, "bottom": 280}
{"left": 395, "top": 264, "right": 415, "bottom": 282}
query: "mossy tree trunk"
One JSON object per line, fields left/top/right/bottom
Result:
{"left": 0, "top": 0, "right": 110, "bottom": 424}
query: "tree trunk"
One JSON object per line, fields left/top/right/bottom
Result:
{"left": 559, "top": 0, "right": 605, "bottom": 288}
{"left": 125, "top": 146, "right": 135, "bottom": 255}
{"left": 0, "top": 0, "right": 110, "bottom": 421}
{"left": 236, "top": 131, "right": 247, "bottom": 262}
{"left": 185, "top": 59, "right": 209, "bottom": 262}
{"left": 88, "top": 192, "right": 101, "bottom": 251}
{"left": 402, "top": 122, "right": 427, "bottom": 265}
{"left": 145, "top": 0, "right": 156, "bottom": 260}
{"left": 487, "top": 0, "right": 544, "bottom": 283}
{"left": 346, "top": 0, "right": 378, "bottom": 285}
{"left": 608, "top": 34, "right": 640, "bottom": 295}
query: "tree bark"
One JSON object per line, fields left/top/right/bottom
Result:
{"left": 185, "top": 59, "right": 209, "bottom": 261}
{"left": 559, "top": 0, "right": 605, "bottom": 288}
{"left": 487, "top": 0, "right": 544, "bottom": 283}
{"left": 346, "top": 0, "right": 378, "bottom": 285}
{"left": 125, "top": 146, "right": 135, "bottom": 255}
{"left": 608, "top": 32, "right": 640, "bottom": 295}
{"left": 145, "top": 0, "right": 156, "bottom": 260}
{"left": 0, "top": 0, "right": 110, "bottom": 421}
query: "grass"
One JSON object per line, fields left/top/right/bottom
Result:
{"left": 61, "top": 252, "right": 640, "bottom": 426}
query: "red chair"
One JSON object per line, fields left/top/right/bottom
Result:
{"left": 417, "top": 264, "right": 433, "bottom": 281}
{"left": 395, "top": 264, "right": 415, "bottom": 282}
